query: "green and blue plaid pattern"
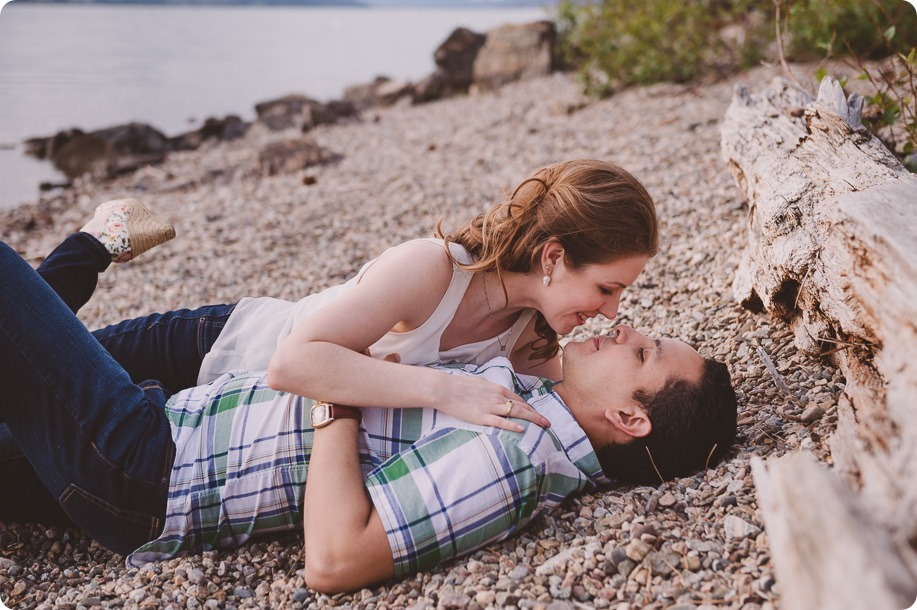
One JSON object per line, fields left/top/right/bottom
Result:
{"left": 127, "top": 358, "right": 607, "bottom": 576}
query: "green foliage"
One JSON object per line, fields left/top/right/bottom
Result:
{"left": 854, "top": 46, "right": 917, "bottom": 161}
{"left": 555, "top": 0, "right": 747, "bottom": 95}
{"left": 784, "top": 0, "right": 917, "bottom": 60}
{"left": 556, "top": 0, "right": 916, "bottom": 92}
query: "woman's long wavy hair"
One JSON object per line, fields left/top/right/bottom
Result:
{"left": 437, "top": 159, "right": 659, "bottom": 361}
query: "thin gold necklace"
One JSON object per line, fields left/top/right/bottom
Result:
{"left": 482, "top": 273, "right": 510, "bottom": 352}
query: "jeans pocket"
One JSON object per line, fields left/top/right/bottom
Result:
{"left": 59, "top": 484, "right": 163, "bottom": 555}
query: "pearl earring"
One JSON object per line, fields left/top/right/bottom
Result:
{"left": 542, "top": 275, "right": 551, "bottom": 286}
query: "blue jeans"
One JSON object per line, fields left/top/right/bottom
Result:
{"left": 39, "top": 232, "right": 236, "bottom": 395}
{"left": 0, "top": 241, "right": 174, "bottom": 554}
{"left": 0, "top": 233, "right": 234, "bottom": 530}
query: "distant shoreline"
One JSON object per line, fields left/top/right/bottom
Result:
{"left": 10, "top": 0, "right": 549, "bottom": 7}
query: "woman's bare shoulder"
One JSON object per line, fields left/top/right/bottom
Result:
{"left": 363, "top": 239, "right": 454, "bottom": 282}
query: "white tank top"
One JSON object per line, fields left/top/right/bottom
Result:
{"left": 197, "top": 238, "right": 535, "bottom": 385}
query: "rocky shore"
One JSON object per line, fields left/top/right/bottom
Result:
{"left": 0, "top": 61, "right": 849, "bottom": 610}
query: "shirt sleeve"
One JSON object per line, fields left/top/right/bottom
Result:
{"left": 364, "top": 427, "right": 543, "bottom": 579}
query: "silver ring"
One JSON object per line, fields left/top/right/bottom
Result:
{"left": 505, "top": 400, "right": 513, "bottom": 418}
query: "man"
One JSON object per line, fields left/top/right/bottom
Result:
{"left": 0, "top": 241, "right": 736, "bottom": 594}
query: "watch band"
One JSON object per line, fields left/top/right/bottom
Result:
{"left": 311, "top": 401, "right": 362, "bottom": 428}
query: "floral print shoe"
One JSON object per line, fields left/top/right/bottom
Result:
{"left": 81, "top": 199, "right": 176, "bottom": 262}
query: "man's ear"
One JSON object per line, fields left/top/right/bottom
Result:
{"left": 540, "top": 239, "right": 565, "bottom": 270}
{"left": 604, "top": 404, "right": 652, "bottom": 440}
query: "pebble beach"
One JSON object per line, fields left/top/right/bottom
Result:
{"left": 0, "top": 64, "right": 849, "bottom": 610}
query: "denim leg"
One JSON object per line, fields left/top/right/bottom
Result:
{"left": 34, "top": 231, "right": 236, "bottom": 393}
{"left": 92, "top": 303, "right": 236, "bottom": 395}
{"left": 0, "top": 423, "right": 69, "bottom": 525}
{"left": 0, "top": 241, "right": 173, "bottom": 554}
{"left": 36, "top": 232, "right": 111, "bottom": 314}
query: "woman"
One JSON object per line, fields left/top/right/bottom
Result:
{"left": 40, "top": 158, "right": 659, "bottom": 432}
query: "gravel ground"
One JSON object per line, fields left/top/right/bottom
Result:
{"left": 1, "top": 64, "right": 848, "bottom": 610}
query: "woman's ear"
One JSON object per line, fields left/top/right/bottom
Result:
{"left": 604, "top": 405, "right": 652, "bottom": 440}
{"left": 540, "top": 239, "right": 565, "bottom": 271}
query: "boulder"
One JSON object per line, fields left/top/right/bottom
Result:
{"left": 343, "top": 76, "right": 391, "bottom": 111}
{"left": 257, "top": 137, "right": 340, "bottom": 176}
{"left": 473, "top": 21, "right": 557, "bottom": 92}
{"left": 412, "top": 70, "right": 449, "bottom": 105}
{"left": 309, "top": 100, "right": 357, "bottom": 128}
{"left": 170, "top": 115, "right": 249, "bottom": 151}
{"left": 23, "top": 128, "right": 85, "bottom": 160}
{"left": 255, "top": 94, "right": 320, "bottom": 131}
{"left": 434, "top": 27, "right": 486, "bottom": 92}
{"left": 255, "top": 94, "right": 358, "bottom": 131}
{"left": 343, "top": 76, "right": 413, "bottom": 109}
{"left": 48, "top": 122, "right": 169, "bottom": 179}
{"left": 374, "top": 79, "right": 413, "bottom": 106}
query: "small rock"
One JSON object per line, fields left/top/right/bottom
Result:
{"left": 724, "top": 515, "right": 762, "bottom": 540}
{"left": 292, "top": 588, "right": 309, "bottom": 602}
{"left": 615, "top": 558, "right": 637, "bottom": 577}
{"left": 632, "top": 524, "right": 657, "bottom": 539}
{"left": 439, "top": 591, "right": 471, "bottom": 608}
{"left": 718, "top": 495, "right": 738, "bottom": 507}
{"left": 658, "top": 492, "right": 676, "bottom": 507}
{"left": 508, "top": 565, "right": 529, "bottom": 581}
{"left": 233, "top": 586, "right": 253, "bottom": 598}
{"left": 625, "top": 538, "right": 652, "bottom": 562}
{"left": 608, "top": 546, "right": 627, "bottom": 565}
{"left": 189, "top": 568, "right": 205, "bottom": 584}
{"left": 476, "top": 590, "right": 496, "bottom": 606}
{"left": 682, "top": 555, "right": 702, "bottom": 571}
{"left": 800, "top": 404, "right": 825, "bottom": 423}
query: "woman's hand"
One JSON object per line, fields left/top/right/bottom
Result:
{"left": 432, "top": 374, "right": 551, "bottom": 433}
{"left": 377, "top": 351, "right": 546, "bottom": 432}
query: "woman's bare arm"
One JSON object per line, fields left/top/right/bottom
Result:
{"left": 267, "top": 241, "right": 549, "bottom": 431}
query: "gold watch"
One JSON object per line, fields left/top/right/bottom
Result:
{"left": 310, "top": 401, "right": 362, "bottom": 428}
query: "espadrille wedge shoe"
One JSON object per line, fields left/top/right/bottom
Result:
{"left": 81, "top": 199, "right": 176, "bottom": 262}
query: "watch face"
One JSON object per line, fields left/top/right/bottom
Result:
{"left": 311, "top": 402, "right": 332, "bottom": 428}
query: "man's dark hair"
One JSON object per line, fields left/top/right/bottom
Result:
{"left": 597, "top": 358, "right": 737, "bottom": 485}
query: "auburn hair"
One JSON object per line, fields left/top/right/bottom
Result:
{"left": 437, "top": 159, "right": 659, "bottom": 361}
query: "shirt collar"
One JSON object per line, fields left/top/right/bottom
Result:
{"left": 525, "top": 382, "right": 610, "bottom": 486}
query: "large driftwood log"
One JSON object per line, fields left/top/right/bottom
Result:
{"left": 751, "top": 454, "right": 916, "bottom": 610}
{"left": 722, "top": 76, "right": 917, "bottom": 607}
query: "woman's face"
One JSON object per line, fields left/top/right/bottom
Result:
{"left": 537, "top": 252, "right": 649, "bottom": 335}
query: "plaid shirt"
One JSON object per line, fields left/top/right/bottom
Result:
{"left": 127, "top": 358, "right": 608, "bottom": 575}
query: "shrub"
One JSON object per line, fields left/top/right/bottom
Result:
{"left": 555, "top": 0, "right": 760, "bottom": 95}
{"left": 784, "top": 0, "right": 917, "bottom": 60}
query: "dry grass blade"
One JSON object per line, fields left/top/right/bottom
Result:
{"left": 645, "top": 446, "right": 666, "bottom": 486}
{"left": 755, "top": 341, "right": 801, "bottom": 406}
{"left": 705, "top": 443, "right": 719, "bottom": 470}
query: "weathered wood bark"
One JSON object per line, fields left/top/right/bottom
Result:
{"left": 751, "top": 454, "right": 917, "bottom": 610}
{"left": 721, "top": 76, "right": 917, "bottom": 608}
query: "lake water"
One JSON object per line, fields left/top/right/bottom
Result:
{"left": 0, "top": 3, "right": 548, "bottom": 210}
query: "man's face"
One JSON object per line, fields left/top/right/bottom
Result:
{"left": 560, "top": 325, "right": 705, "bottom": 411}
